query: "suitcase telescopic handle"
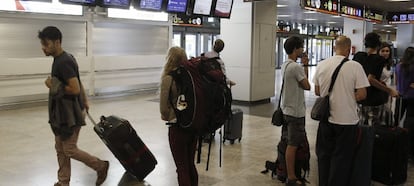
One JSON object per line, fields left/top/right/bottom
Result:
{"left": 86, "top": 111, "right": 98, "bottom": 126}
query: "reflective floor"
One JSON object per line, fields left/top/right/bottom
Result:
{"left": 0, "top": 68, "right": 413, "bottom": 186}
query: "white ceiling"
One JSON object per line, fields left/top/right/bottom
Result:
{"left": 276, "top": 0, "right": 414, "bottom": 34}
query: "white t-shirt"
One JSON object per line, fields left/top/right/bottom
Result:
{"left": 313, "top": 55, "right": 370, "bottom": 125}
{"left": 281, "top": 59, "right": 306, "bottom": 118}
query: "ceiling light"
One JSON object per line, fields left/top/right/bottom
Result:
{"left": 277, "top": 4, "right": 288, "bottom": 8}
{"left": 304, "top": 11, "right": 317, "bottom": 14}
{"left": 278, "top": 15, "right": 291, "bottom": 17}
{"left": 387, "top": 30, "right": 392, "bottom": 33}
{"left": 304, "top": 18, "right": 317, "bottom": 21}
{"left": 331, "top": 15, "right": 341, "bottom": 18}
{"left": 387, "top": 0, "right": 411, "bottom": 1}
{"left": 327, "top": 22, "right": 337, "bottom": 24}
{"left": 384, "top": 24, "right": 394, "bottom": 27}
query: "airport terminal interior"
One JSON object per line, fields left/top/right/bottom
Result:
{"left": 1, "top": 0, "right": 414, "bottom": 186}
{"left": 1, "top": 70, "right": 414, "bottom": 186}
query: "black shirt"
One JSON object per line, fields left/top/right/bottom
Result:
{"left": 353, "top": 52, "right": 387, "bottom": 106}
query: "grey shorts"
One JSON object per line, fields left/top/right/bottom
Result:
{"left": 281, "top": 115, "right": 306, "bottom": 146}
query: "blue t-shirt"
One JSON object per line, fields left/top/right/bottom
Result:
{"left": 396, "top": 63, "right": 414, "bottom": 98}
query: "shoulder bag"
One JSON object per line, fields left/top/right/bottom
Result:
{"left": 272, "top": 62, "right": 292, "bottom": 126}
{"left": 311, "top": 58, "right": 348, "bottom": 121}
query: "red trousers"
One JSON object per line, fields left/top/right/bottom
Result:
{"left": 168, "top": 126, "right": 198, "bottom": 186}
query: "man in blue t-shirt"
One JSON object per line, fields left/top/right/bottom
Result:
{"left": 39, "top": 26, "right": 109, "bottom": 186}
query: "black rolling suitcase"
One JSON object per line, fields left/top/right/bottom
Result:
{"left": 87, "top": 114, "right": 157, "bottom": 181}
{"left": 371, "top": 98, "right": 409, "bottom": 185}
{"left": 223, "top": 108, "right": 243, "bottom": 144}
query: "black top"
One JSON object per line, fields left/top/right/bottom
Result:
{"left": 52, "top": 51, "right": 78, "bottom": 85}
{"left": 353, "top": 52, "right": 388, "bottom": 106}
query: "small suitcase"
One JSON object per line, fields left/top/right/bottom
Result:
{"left": 88, "top": 114, "right": 157, "bottom": 181}
{"left": 223, "top": 108, "right": 243, "bottom": 144}
{"left": 371, "top": 98, "right": 409, "bottom": 185}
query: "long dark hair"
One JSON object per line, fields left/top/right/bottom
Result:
{"left": 401, "top": 47, "right": 414, "bottom": 77}
{"left": 378, "top": 42, "right": 393, "bottom": 70}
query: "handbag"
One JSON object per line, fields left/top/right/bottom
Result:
{"left": 311, "top": 58, "right": 348, "bottom": 121}
{"left": 272, "top": 62, "right": 292, "bottom": 126}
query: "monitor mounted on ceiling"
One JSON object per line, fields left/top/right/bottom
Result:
{"left": 166, "top": 0, "right": 188, "bottom": 13}
{"left": 98, "top": 0, "right": 131, "bottom": 9}
{"left": 133, "top": 0, "right": 164, "bottom": 11}
{"left": 59, "top": 0, "right": 97, "bottom": 6}
{"left": 191, "top": 0, "right": 213, "bottom": 16}
{"left": 212, "top": 0, "right": 233, "bottom": 18}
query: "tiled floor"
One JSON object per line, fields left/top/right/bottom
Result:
{"left": 0, "top": 68, "right": 413, "bottom": 186}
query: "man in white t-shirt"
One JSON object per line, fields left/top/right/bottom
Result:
{"left": 312, "top": 36, "right": 370, "bottom": 186}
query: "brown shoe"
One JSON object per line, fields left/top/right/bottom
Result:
{"left": 96, "top": 161, "right": 109, "bottom": 186}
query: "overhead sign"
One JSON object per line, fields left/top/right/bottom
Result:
{"left": 303, "top": 0, "right": 339, "bottom": 15}
{"left": 387, "top": 12, "right": 414, "bottom": 24}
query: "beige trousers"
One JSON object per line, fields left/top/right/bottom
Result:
{"left": 54, "top": 126, "right": 104, "bottom": 185}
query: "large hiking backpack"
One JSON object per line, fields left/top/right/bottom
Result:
{"left": 169, "top": 56, "right": 232, "bottom": 136}
{"left": 262, "top": 137, "right": 310, "bottom": 183}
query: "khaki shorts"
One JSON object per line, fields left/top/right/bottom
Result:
{"left": 281, "top": 115, "right": 306, "bottom": 146}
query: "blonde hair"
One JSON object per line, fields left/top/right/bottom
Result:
{"left": 162, "top": 46, "right": 187, "bottom": 77}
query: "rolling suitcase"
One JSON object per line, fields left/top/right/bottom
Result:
{"left": 87, "top": 114, "right": 157, "bottom": 181}
{"left": 223, "top": 108, "right": 243, "bottom": 144}
{"left": 371, "top": 98, "right": 409, "bottom": 185}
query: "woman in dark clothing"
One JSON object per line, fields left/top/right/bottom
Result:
{"left": 395, "top": 47, "right": 414, "bottom": 157}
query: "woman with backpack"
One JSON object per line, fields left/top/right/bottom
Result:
{"left": 159, "top": 47, "right": 198, "bottom": 186}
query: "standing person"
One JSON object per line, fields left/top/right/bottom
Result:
{"left": 313, "top": 36, "right": 370, "bottom": 186}
{"left": 395, "top": 47, "right": 414, "bottom": 157}
{"left": 160, "top": 46, "right": 198, "bottom": 186}
{"left": 204, "top": 39, "right": 236, "bottom": 87}
{"left": 353, "top": 32, "right": 399, "bottom": 125}
{"left": 39, "top": 26, "right": 109, "bottom": 186}
{"left": 280, "top": 36, "right": 311, "bottom": 186}
{"left": 378, "top": 42, "right": 394, "bottom": 123}
{"left": 378, "top": 42, "right": 394, "bottom": 85}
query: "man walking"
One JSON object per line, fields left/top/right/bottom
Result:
{"left": 39, "top": 26, "right": 109, "bottom": 186}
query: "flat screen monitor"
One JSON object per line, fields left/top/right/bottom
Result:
{"left": 192, "top": 0, "right": 212, "bottom": 16}
{"left": 60, "top": 0, "right": 96, "bottom": 6}
{"left": 134, "top": 0, "right": 163, "bottom": 11}
{"left": 212, "top": 0, "right": 232, "bottom": 18}
{"left": 166, "top": 0, "right": 188, "bottom": 13}
{"left": 99, "top": 0, "right": 131, "bottom": 9}
{"left": 20, "top": 0, "right": 53, "bottom": 2}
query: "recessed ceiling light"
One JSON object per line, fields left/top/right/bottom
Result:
{"left": 384, "top": 24, "right": 394, "bottom": 27}
{"left": 331, "top": 15, "right": 341, "bottom": 18}
{"left": 304, "top": 11, "right": 317, "bottom": 14}
{"left": 387, "top": 30, "right": 392, "bottom": 33}
{"left": 277, "top": 4, "right": 288, "bottom": 8}
{"left": 304, "top": 18, "right": 317, "bottom": 21}
{"left": 327, "top": 22, "right": 337, "bottom": 24}
{"left": 278, "top": 15, "right": 291, "bottom": 17}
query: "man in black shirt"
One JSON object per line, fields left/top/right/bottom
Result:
{"left": 39, "top": 26, "right": 109, "bottom": 186}
{"left": 353, "top": 32, "right": 398, "bottom": 125}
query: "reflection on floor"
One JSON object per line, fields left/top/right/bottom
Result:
{"left": 0, "top": 68, "right": 412, "bottom": 186}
